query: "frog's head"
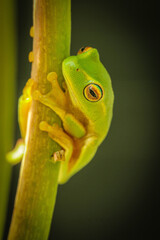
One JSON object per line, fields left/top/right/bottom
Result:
{"left": 62, "top": 47, "right": 114, "bottom": 126}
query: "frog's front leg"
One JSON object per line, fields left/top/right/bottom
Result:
{"left": 33, "top": 72, "right": 86, "bottom": 138}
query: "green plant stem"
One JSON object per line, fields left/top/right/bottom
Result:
{"left": 0, "top": 0, "right": 16, "bottom": 239}
{"left": 8, "top": 0, "right": 71, "bottom": 239}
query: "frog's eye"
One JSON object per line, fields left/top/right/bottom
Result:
{"left": 83, "top": 83, "right": 103, "bottom": 102}
{"left": 77, "top": 46, "right": 92, "bottom": 55}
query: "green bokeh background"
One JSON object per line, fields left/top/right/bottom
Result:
{"left": 3, "top": 0, "right": 160, "bottom": 239}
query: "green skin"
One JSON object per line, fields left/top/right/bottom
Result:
{"left": 7, "top": 47, "right": 114, "bottom": 184}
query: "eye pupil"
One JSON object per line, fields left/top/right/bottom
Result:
{"left": 83, "top": 83, "right": 103, "bottom": 102}
{"left": 81, "top": 47, "right": 85, "bottom": 52}
{"left": 89, "top": 88, "right": 97, "bottom": 98}
{"left": 77, "top": 46, "right": 93, "bottom": 55}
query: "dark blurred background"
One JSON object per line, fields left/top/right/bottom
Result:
{"left": 4, "top": 0, "right": 160, "bottom": 239}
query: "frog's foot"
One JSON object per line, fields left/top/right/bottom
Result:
{"left": 6, "top": 139, "right": 25, "bottom": 165}
{"left": 39, "top": 121, "right": 73, "bottom": 164}
{"left": 33, "top": 72, "right": 67, "bottom": 117}
{"left": 51, "top": 150, "right": 65, "bottom": 163}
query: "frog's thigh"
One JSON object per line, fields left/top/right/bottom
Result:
{"left": 18, "top": 96, "right": 31, "bottom": 139}
{"left": 18, "top": 78, "right": 34, "bottom": 138}
{"left": 68, "top": 136, "right": 98, "bottom": 181}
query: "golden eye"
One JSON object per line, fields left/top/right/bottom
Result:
{"left": 83, "top": 83, "right": 103, "bottom": 102}
{"left": 77, "top": 46, "right": 92, "bottom": 55}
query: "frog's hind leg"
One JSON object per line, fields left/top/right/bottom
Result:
{"left": 39, "top": 121, "right": 74, "bottom": 184}
{"left": 18, "top": 78, "right": 34, "bottom": 139}
{"left": 66, "top": 136, "right": 99, "bottom": 182}
{"left": 6, "top": 139, "right": 25, "bottom": 165}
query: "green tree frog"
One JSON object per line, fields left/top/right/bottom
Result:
{"left": 7, "top": 47, "right": 114, "bottom": 184}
